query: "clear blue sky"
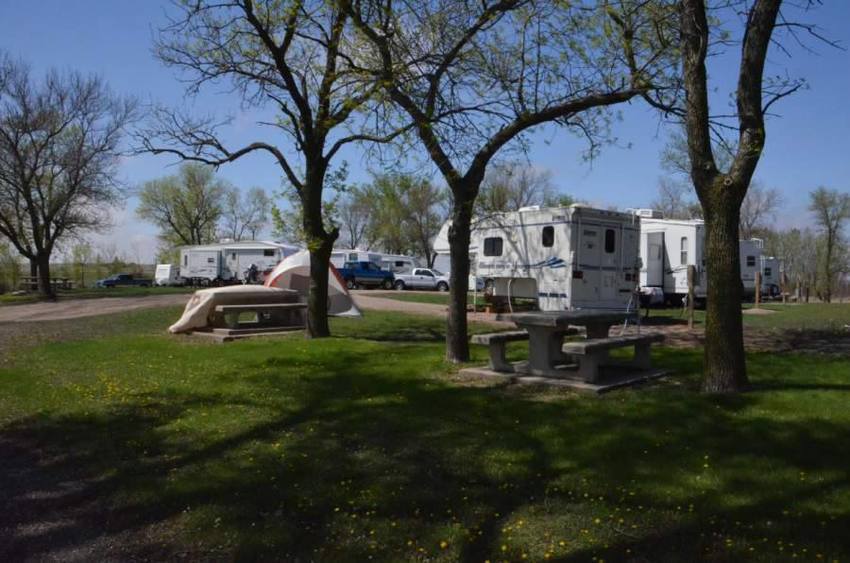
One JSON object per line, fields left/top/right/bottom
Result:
{"left": 1, "top": 0, "right": 848, "bottom": 261}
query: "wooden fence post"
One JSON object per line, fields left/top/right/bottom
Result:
{"left": 687, "top": 265, "right": 695, "bottom": 330}
{"left": 755, "top": 270, "right": 761, "bottom": 308}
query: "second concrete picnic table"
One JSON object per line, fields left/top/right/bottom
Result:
{"left": 500, "top": 309, "right": 634, "bottom": 377}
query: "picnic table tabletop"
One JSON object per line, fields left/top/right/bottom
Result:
{"left": 500, "top": 309, "right": 635, "bottom": 328}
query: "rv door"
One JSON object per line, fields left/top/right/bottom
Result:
{"left": 646, "top": 232, "right": 664, "bottom": 287}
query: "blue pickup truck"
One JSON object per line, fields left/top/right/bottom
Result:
{"left": 95, "top": 273, "right": 152, "bottom": 288}
{"left": 338, "top": 261, "right": 395, "bottom": 290}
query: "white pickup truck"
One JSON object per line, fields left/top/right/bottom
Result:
{"left": 393, "top": 268, "right": 450, "bottom": 291}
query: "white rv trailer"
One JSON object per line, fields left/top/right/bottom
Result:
{"left": 740, "top": 238, "right": 764, "bottom": 299}
{"left": 380, "top": 253, "right": 419, "bottom": 274}
{"left": 180, "top": 241, "right": 299, "bottom": 284}
{"left": 760, "top": 255, "right": 782, "bottom": 296}
{"left": 330, "top": 249, "right": 383, "bottom": 269}
{"left": 633, "top": 210, "right": 707, "bottom": 305}
{"left": 633, "top": 210, "right": 769, "bottom": 303}
{"left": 330, "top": 249, "right": 419, "bottom": 273}
{"left": 434, "top": 204, "right": 641, "bottom": 312}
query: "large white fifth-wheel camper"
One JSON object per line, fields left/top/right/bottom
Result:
{"left": 632, "top": 209, "right": 767, "bottom": 303}
{"left": 434, "top": 204, "right": 642, "bottom": 312}
{"left": 634, "top": 210, "right": 707, "bottom": 305}
{"left": 180, "top": 241, "right": 299, "bottom": 284}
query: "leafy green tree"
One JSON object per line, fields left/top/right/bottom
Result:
{"left": 0, "top": 54, "right": 134, "bottom": 298}
{"left": 360, "top": 173, "right": 447, "bottom": 267}
{"left": 808, "top": 187, "right": 850, "bottom": 303}
{"left": 348, "top": 0, "right": 676, "bottom": 361}
{"left": 136, "top": 163, "right": 227, "bottom": 248}
{"left": 475, "top": 162, "right": 561, "bottom": 216}
{"left": 669, "top": 0, "right": 814, "bottom": 391}
{"left": 139, "top": 1, "right": 405, "bottom": 338}
{"left": 221, "top": 187, "right": 271, "bottom": 241}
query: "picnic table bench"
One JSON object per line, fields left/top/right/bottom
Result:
{"left": 561, "top": 333, "right": 664, "bottom": 382}
{"left": 213, "top": 302, "right": 306, "bottom": 330}
{"left": 470, "top": 309, "right": 664, "bottom": 385}
{"left": 472, "top": 328, "right": 576, "bottom": 372}
{"left": 19, "top": 276, "right": 74, "bottom": 291}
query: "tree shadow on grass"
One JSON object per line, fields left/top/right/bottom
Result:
{"left": 1, "top": 347, "right": 849, "bottom": 561}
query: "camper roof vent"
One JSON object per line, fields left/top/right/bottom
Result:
{"left": 629, "top": 208, "right": 664, "bottom": 219}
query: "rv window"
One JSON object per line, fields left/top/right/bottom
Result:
{"left": 747, "top": 256, "right": 756, "bottom": 267}
{"left": 348, "top": 253, "right": 358, "bottom": 261}
{"left": 680, "top": 237, "right": 688, "bottom": 264}
{"left": 264, "top": 249, "right": 275, "bottom": 257}
{"left": 232, "top": 252, "right": 236, "bottom": 260}
{"left": 542, "top": 226, "right": 554, "bottom": 247}
{"left": 483, "top": 237, "right": 503, "bottom": 257}
{"left": 604, "top": 229, "right": 616, "bottom": 253}
{"left": 207, "top": 257, "right": 215, "bottom": 264}
{"left": 765, "top": 267, "right": 772, "bottom": 277}
{"left": 183, "top": 255, "right": 187, "bottom": 266}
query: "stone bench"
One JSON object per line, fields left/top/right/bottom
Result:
{"left": 213, "top": 303, "right": 307, "bottom": 329}
{"left": 470, "top": 330, "right": 530, "bottom": 372}
{"left": 561, "top": 333, "right": 665, "bottom": 382}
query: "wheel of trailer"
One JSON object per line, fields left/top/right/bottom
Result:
{"left": 394, "top": 280, "right": 406, "bottom": 291}
{"left": 382, "top": 279, "right": 394, "bottom": 290}
{"left": 346, "top": 278, "right": 356, "bottom": 290}
{"left": 437, "top": 281, "right": 449, "bottom": 292}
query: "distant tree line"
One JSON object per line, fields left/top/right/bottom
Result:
{"left": 135, "top": 163, "right": 272, "bottom": 262}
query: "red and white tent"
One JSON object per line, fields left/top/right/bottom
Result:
{"left": 264, "top": 250, "right": 361, "bottom": 317}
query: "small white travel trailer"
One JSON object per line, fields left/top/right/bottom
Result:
{"left": 380, "top": 253, "right": 419, "bottom": 274}
{"left": 740, "top": 238, "right": 764, "bottom": 299}
{"left": 154, "top": 264, "right": 182, "bottom": 286}
{"left": 760, "top": 255, "right": 782, "bottom": 296}
{"left": 330, "top": 249, "right": 383, "bottom": 269}
{"left": 632, "top": 210, "right": 707, "bottom": 305}
{"left": 180, "top": 241, "right": 299, "bottom": 284}
{"left": 330, "top": 249, "right": 419, "bottom": 273}
{"left": 434, "top": 204, "right": 641, "bottom": 312}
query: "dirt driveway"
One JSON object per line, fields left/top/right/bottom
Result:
{"left": 0, "top": 294, "right": 190, "bottom": 323}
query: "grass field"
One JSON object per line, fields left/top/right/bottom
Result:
{"left": 646, "top": 302, "right": 850, "bottom": 331}
{"left": 0, "top": 285, "right": 195, "bottom": 306}
{"left": 1, "top": 306, "right": 849, "bottom": 560}
{"left": 377, "top": 291, "right": 488, "bottom": 307}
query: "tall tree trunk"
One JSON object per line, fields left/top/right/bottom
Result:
{"left": 701, "top": 190, "right": 748, "bottom": 392}
{"left": 37, "top": 252, "right": 55, "bottom": 300}
{"left": 29, "top": 258, "right": 38, "bottom": 278}
{"left": 301, "top": 165, "right": 337, "bottom": 339}
{"left": 446, "top": 196, "right": 474, "bottom": 363}
{"left": 307, "top": 241, "right": 333, "bottom": 338}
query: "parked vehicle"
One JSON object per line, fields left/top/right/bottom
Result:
{"left": 338, "top": 261, "right": 395, "bottom": 290}
{"left": 632, "top": 210, "right": 707, "bottom": 306}
{"left": 95, "top": 273, "right": 152, "bottom": 288}
{"left": 434, "top": 204, "right": 642, "bottom": 312}
{"left": 632, "top": 210, "right": 769, "bottom": 306}
{"left": 740, "top": 238, "right": 764, "bottom": 300}
{"left": 330, "top": 249, "right": 419, "bottom": 275}
{"left": 393, "top": 268, "right": 450, "bottom": 291}
{"left": 154, "top": 264, "right": 183, "bottom": 286}
{"left": 179, "top": 241, "right": 299, "bottom": 285}
{"left": 380, "top": 254, "right": 419, "bottom": 274}
{"left": 330, "top": 249, "right": 383, "bottom": 269}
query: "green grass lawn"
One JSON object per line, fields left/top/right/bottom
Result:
{"left": 377, "top": 291, "right": 487, "bottom": 307}
{"left": 0, "top": 285, "right": 196, "bottom": 305}
{"left": 1, "top": 308, "right": 849, "bottom": 560}
{"left": 646, "top": 302, "right": 850, "bottom": 331}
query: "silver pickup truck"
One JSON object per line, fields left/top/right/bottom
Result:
{"left": 393, "top": 268, "right": 450, "bottom": 291}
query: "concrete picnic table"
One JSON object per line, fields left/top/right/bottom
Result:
{"left": 499, "top": 309, "right": 635, "bottom": 377}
